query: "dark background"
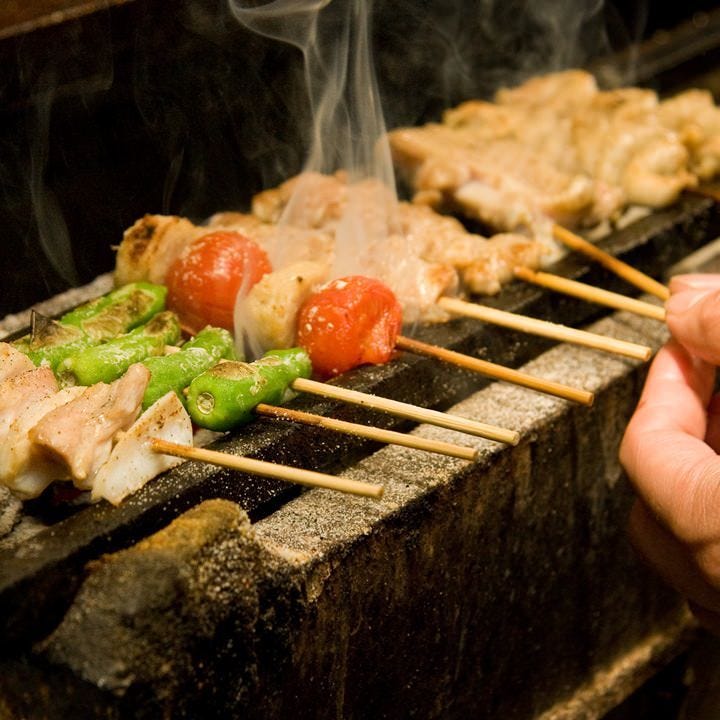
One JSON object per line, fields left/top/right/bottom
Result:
{"left": 1, "top": 0, "right": 719, "bottom": 318}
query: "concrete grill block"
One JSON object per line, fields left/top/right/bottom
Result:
{"left": 18, "top": 308, "right": 689, "bottom": 719}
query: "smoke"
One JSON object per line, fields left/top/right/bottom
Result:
{"left": 230, "top": 0, "right": 398, "bottom": 274}
{"left": 27, "top": 66, "right": 79, "bottom": 288}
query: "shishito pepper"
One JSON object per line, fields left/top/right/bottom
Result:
{"left": 186, "top": 347, "right": 312, "bottom": 431}
{"left": 13, "top": 282, "right": 168, "bottom": 370}
{"left": 141, "top": 326, "right": 238, "bottom": 411}
{"left": 56, "top": 311, "right": 182, "bottom": 387}
{"left": 60, "top": 281, "right": 167, "bottom": 341}
{"left": 12, "top": 315, "right": 94, "bottom": 371}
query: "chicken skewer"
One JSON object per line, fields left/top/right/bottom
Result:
{"left": 387, "top": 70, "right": 720, "bottom": 302}
{"left": 115, "top": 214, "right": 595, "bottom": 406}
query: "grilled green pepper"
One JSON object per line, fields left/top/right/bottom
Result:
{"left": 57, "top": 311, "right": 182, "bottom": 387}
{"left": 13, "top": 282, "right": 168, "bottom": 370}
{"left": 60, "top": 282, "right": 167, "bottom": 341}
{"left": 141, "top": 326, "right": 237, "bottom": 411}
{"left": 12, "top": 314, "right": 95, "bottom": 371}
{"left": 186, "top": 347, "right": 312, "bottom": 431}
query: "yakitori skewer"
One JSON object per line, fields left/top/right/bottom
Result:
{"left": 513, "top": 267, "right": 667, "bottom": 322}
{"left": 290, "top": 377, "right": 520, "bottom": 445}
{"left": 151, "top": 438, "right": 384, "bottom": 498}
{"left": 437, "top": 296, "right": 652, "bottom": 361}
{"left": 551, "top": 224, "right": 670, "bottom": 301}
{"left": 395, "top": 335, "right": 594, "bottom": 406}
{"left": 256, "top": 403, "right": 478, "bottom": 461}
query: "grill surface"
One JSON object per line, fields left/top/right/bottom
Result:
{"left": 2, "top": 193, "right": 719, "bottom": 652}
{"left": 3, "top": 2, "right": 720, "bottom": 717}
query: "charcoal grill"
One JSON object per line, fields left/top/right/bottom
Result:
{"left": 2, "top": 2, "right": 720, "bottom": 718}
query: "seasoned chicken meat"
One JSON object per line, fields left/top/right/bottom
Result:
{"left": 0, "top": 386, "right": 85, "bottom": 499}
{"left": 31, "top": 363, "right": 150, "bottom": 488}
{"left": 91, "top": 391, "right": 193, "bottom": 506}
{"left": 0, "top": 342, "right": 35, "bottom": 383}
{"left": 238, "top": 260, "right": 330, "bottom": 357}
{"left": 114, "top": 214, "right": 207, "bottom": 287}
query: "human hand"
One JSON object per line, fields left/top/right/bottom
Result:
{"left": 620, "top": 273, "right": 720, "bottom": 633}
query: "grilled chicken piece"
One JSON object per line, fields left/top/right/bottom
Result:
{"left": 658, "top": 89, "right": 720, "bottom": 181}
{"left": 238, "top": 260, "right": 330, "bottom": 357}
{"left": 393, "top": 203, "right": 548, "bottom": 296}
{"left": 571, "top": 88, "right": 697, "bottom": 207}
{"left": 30, "top": 363, "right": 150, "bottom": 489}
{"left": 252, "top": 171, "right": 354, "bottom": 227}
{"left": 0, "top": 342, "right": 35, "bottom": 383}
{"left": 208, "top": 211, "right": 335, "bottom": 266}
{"left": 0, "top": 367, "right": 59, "bottom": 444}
{"left": 391, "top": 125, "right": 600, "bottom": 231}
{"left": 396, "top": 202, "right": 489, "bottom": 267}
{"left": 0, "top": 387, "right": 84, "bottom": 499}
{"left": 250, "top": 171, "right": 460, "bottom": 319}
{"left": 91, "top": 391, "right": 192, "bottom": 505}
{"left": 494, "top": 69, "right": 599, "bottom": 112}
{"left": 114, "top": 215, "right": 207, "bottom": 286}
{"left": 445, "top": 71, "right": 598, "bottom": 174}
{"left": 462, "top": 233, "right": 549, "bottom": 295}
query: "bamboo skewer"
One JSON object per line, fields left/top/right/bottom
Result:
{"left": 513, "top": 267, "right": 667, "bottom": 322}
{"left": 552, "top": 224, "right": 670, "bottom": 301}
{"left": 689, "top": 185, "right": 720, "bottom": 203}
{"left": 256, "top": 403, "right": 478, "bottom": 461}
{"left": 151, "top": 438, "right": 384, "bottom": 498}
{"left": 395, "top": 335, "right": 594, "bottom": 406}
{"left": 437, "top": 296, "right": 652, "bottom": 361}
{"left": 290, "top": 377, "right": 520, "bottom": 445}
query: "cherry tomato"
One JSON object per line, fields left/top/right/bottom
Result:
{"left": 166, "top": 231, "right": 271, "bottom": 334}
{"left": 297, "top": 275, "right": 403, "bottom": 378}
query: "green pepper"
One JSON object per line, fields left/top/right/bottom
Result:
{"left": 186, "top": 347, "right": 312, "bottom": 431}
{"left": 56, "top": 311, "right": 182, "bottom": 387}
{"left": 60, "top": 282, "right": 167, "bottom": 341}
{"left": 13, "top": 283, "right": 168, "bottom": 370}
{"left": 12, "top": 314, "right": 95, "bottom": 371}
{"left": 141, "top": 326, "right": 237, "bottom": 411}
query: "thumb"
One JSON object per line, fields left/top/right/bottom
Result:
{"left": 666, "top": 286, "right": 720, "bottom": 364}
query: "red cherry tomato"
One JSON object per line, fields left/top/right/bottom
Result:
{"left": 297, "top": 275, "right": 403, "bottom": 378}
{"left": 166, "top": 231, "right": 271, "bottom": 333}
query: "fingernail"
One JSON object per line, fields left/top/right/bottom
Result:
{"left": 665, "top": 288, "right": 710, "bottom": 315}
{"left": 670, "top": 273, "right": 720, "bottom": 292}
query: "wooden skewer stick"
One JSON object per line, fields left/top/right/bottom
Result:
{"left": 689, "top": 185, "right": 720, "bottom": 203}
{"left": 256, "top": 403, "right": 478, "bottom": 461}
{"left": 151, "top": 438, "right": 384, "bottom": 498}
{"left": 552, "top": 224, "right": 670, "bottom": 301}
{"left": 395, "top": 335, "right": 594, "bottom": 406}
{"left": 513, "top": 266, "right": 667, "bottom": 322}
{"left": 290, "top": 377, "right": 520, "bottom": 445}
{"left": 437, "top": 296, "right": 652, "bottom": 362}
